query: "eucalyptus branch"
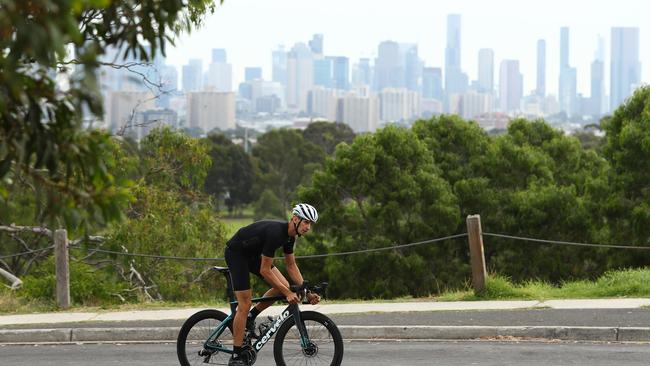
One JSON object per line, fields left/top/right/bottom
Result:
{"left": 0, "top": 225, "right": 53, "bottom": 238}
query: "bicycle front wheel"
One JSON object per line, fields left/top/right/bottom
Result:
{"left": 273, "top": 311, "right": 344, "bottom": 366}
{"left": 177, "top": 309, "right": 233, "bottom": 366}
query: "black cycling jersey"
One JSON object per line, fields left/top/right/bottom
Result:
{"left": 227, "top": 220, "right": 295, "bottom": 258}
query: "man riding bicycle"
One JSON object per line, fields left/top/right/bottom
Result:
{"left": 225, "top": 203, "right": 321, "bottom": 366}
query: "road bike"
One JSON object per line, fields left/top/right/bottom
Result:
{"left": 177, "top": 266, "right": 344, "bottom": 366}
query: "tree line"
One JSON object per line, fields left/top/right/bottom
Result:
{"left": 3, "top": 86, "right": 650, "bottom": 304}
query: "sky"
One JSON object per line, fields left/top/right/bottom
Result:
{"left": 165, "top": 0, "right": 647, "bottom": 97}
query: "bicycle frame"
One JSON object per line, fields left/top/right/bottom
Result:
{"left": 202, "top": 295, "right": 311, "bottom": 355}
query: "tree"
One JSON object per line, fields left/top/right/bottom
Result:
{"left": 253, "top": 128, "right": 325, "bottom": 211}
{"left": 0, "top": 0, "right": 219, "bottom": 227}
{"left": 601, "top": 86, "right": 650, "bottom": 262}
{"left": 299, "top": 125, "right": 460, "bottom": 298}
{"left": 104, "top": 127, "right": 226, "bottom": 301}
{"left": 302, "top": 121, "right": 355, "bottom": 155}
{"left": 204, "top": 133, "right": 255, "bottom": 214}
{"left": 471, "top": 119, "right": 611, "bottom": 282}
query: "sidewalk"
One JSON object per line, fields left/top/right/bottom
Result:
{"left": 1, "top": 298, "right": 650, "bottom": 343}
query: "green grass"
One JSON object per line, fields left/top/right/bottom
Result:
{"left": 221, "top": 217, "right": 254, "bottom": 238}
{"left": 437, "top": 267, "right": 650, "bottom": 301}
{"left": 3, "top": 267, "right": 650, "bottom": 314}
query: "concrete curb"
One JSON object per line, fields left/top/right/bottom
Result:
{"left": 2, "top": 326, "right": 650, "bottom": 344}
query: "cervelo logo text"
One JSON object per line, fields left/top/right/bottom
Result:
{"left": 254, "top": 310, "right": 290, "bottom": 351}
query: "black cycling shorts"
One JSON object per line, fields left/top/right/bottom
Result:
{"left": 224, "top": 247, "right": 273, "bottom": 291}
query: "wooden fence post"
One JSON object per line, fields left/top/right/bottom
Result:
{"left": 466, "top": 215, "right": 487, "bottom": 293}
{"left": 54, "top": 229, "right": 70, "bottom": 309}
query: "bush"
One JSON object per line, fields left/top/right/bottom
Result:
{"left": 19, "top": 257, "right": 129, "bottom": 306}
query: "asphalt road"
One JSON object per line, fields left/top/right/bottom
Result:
{"left": 4, "top": 308, "right": 650, "bottom": 329}
{"left": 2, "top": 340, "right": 650, "bottom": 366}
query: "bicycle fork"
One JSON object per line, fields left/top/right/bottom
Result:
{"left": 289, "top": 304, "right": 316, "bottom": 355}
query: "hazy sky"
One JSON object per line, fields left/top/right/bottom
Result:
{"left": 165, "top": 0, "right": 647, "bottom": 97}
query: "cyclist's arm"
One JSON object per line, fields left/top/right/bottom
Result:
{"left": 259, "top": 255, "right": 293, "bottom": 297}
{"left": 284, "top": 253, "right": 304, "bottom": 286}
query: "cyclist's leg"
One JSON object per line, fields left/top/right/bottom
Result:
{"left": 225, "top": 248, "right": 253, "bottom": 349}
{"left": 252, "top": 266, "right": 290, "bottom": 313}
{"left": 233, "top": 289, "right": 252, "bottom": 347}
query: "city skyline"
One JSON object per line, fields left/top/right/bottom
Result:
{"left": 165, "top": 0, "right": 647, "bottom": 97}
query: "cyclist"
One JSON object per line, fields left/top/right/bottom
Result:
{"left": 225, "top": 203, "right": 322, "bottom": 366}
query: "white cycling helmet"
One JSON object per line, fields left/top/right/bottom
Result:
{"left": 292, "top": 203, "right": 319, "bottom": 223}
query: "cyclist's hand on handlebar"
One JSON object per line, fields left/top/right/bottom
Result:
{"left": 285, "top": 291, "right": 299, "bottom": 304}
{"left": 306, "top": 292, "right": 321, "bottom": 305}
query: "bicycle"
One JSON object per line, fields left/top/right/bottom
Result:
{"left": 177, "top": 266, "right": 344, "bottom": 366}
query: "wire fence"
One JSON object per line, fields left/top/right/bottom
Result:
{"left": 483, "top": 232, "right": 650, "bottom": 250}
{"left": 64, "top": 233, "right": 469, "bottom": 261}
{"left": 3, "top": 231, "right": 650, "bottom": 262}
{"left": 0, "top": 246, "right": 54, "bottom": 260}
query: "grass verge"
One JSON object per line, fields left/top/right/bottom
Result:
{"left": 437, "top": 267, "right": 650, "bottom": 301}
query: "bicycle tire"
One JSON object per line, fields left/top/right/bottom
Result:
{"left": 177, "top": 309, "right": 233, "bottom": 366}
{"left": 273, "top": 311, "right": 344, "bottom": 366}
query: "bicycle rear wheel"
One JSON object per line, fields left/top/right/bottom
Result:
{"left": 273, "top": 311, "right": 344, "bottom": 366}
{"left": 177, "top": 309, "right": 233, "bottom": 366}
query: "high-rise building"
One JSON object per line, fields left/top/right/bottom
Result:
{"left": 313, "top": 58, "right": 333, "bottom": 88}
{"left": 536, "top": 39, "right": 546, "bottom": 97}
{"left": 158, "top": 65, "right": 178, "bottom": 109}
{"left": 309, "top": 34, "right": 324, "bottom": 55}
{"left": 182, "top": 59, "right": 203, "bottom": 92}
{"left": 308, "top": 86, "right": 339, "bottom": 121}
{"left": 337, "top": 94, "right": 379, "bottom": 133}
{"left": 558, "top": 27, "right": 577, "bottom": 116}
{"left": 459, "top": 91, "right": 493, "bottom": 120}
{"left": 245, "top": 67, "right": 262, "bottom": 82}
{"left": 477, "top": 48, "right": 494, "bottom": 93}
{"left": 445, "top": 14, "right": 468, "bottom": 99}
{"left": 105, "top": 91, "right": 156, "bottom": 133}
{"left": 211, "top": 49, "right": 226, "bottom": 63}
{"left": 499, "top": 60, "right": 523, "bottom": 113}
{"left": 272, "top": 45, "right": 288, "bottom": 88}
{"left": 404, "top": 44, "right": 422, "bottom": 93}
{"left": 286, "top": 42, "right": 314, "bottom": 111}
{"left": 251, "top": 79, "right": 285, "bottom": 111}
{"left": 374, "top": 41, "right": 403, "bottom": 91}
{"left": 353, "top": 58, "right": 372, "bottom": 87}
{"left": 186, "top": 91, "right": 236, "bottom": 132}
{"left": 136, "top": 109, "right": 179, "bottom": 139}
{"left": 610, "top": 27, "right": 641, "bottom": 111}
{"left": 328, "top": 56, "right": 350, "bottom": 90}
{"left": 379, "top": 88, "right": 420, "bottom": 122}
{"left": 589, "top": 36, "right": 606, "bottom": 117}
{"left": 422, "top": 67, "right": 443, "bottom": 101}
{"left": 205, "top": 61, "right": 232, "bottom": 92}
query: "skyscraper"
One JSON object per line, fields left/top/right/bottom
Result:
{"left": 328, "top": 56, "right": 350, "bottom": 90}
{"left": 272, "top": 45, "right": 288, "bottom": 88}
{"left": 374, "top": 41, "right": 403, "bottom": 91}
{"left": 404, "top": 44, "right": 422, "bottom": 93}
{"left": 353, "top": 58, "right": 372, "bottom": 87}
{"left": 477, "top": 48, "right": 494, "bottom": 93}
{"left": 422, "top": 67, "right": 443, "bottom": 101}
{"left": 182, "top": 59, "right": 203, "bottom": 92}
{"left": 536, "top": 39, "right": 546, "bottom": 97}
{"left": 610, "top": 27, "right": 641, "bottom": 111}
{"left": 589, "top": 36, "right": 605, "bottom": 117}
{"left": 286, "top": 42, "right": 314, "bottom": 111}
{"left": 445, "top": 14, "right": 468, "bottom": 96}
{"left": 313, "top": 58, "right": 333, "bottom": 88}
{"left": 212, "top": 49, "right": 227, "bottom": 63}
{"left": 245, "top": 67, "right": 262, "bottom": 82}
{"left": 559, "top": 27, "right": 577, "bottom": 116}
{"left": 499, "top": 60, "right": 523, "bottom": 113}
{"left": 309, "top": 34, "right": 324, "bottom": 55}
{"left": 205, "top": 49, "right": 232, "bottom": 92}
